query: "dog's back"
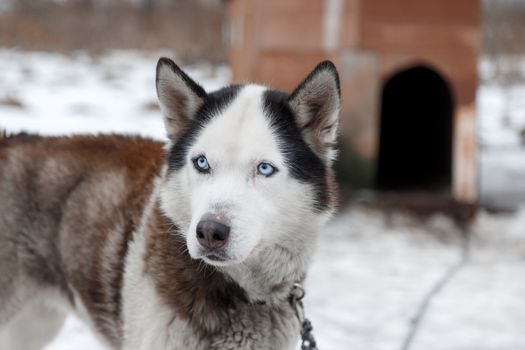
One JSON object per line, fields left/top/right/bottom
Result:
{"left": 0, "top": 133, "right": 164, "bottom": 348}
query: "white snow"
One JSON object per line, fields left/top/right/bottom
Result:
{"left": 0, "top": 50, "right": 229, "bottom": 139}
{"left": 477, "top": 56, "right": 525, "bottom": 207}
{"left": 307, "top": 206, "right": 525, "bottom": 350}
{"left": 1, "top": 50, "right": 525, "bottom": 350}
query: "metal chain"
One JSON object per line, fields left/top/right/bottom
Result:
{"left": 289, "top": 283, "right": 319, "bottom": 350}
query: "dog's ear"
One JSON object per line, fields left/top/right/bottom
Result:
{"left": 288, "top": 61, "right": 341, "bottom": 164}
{"left": 156, "top": 57, "right": 207, "bottom": 140}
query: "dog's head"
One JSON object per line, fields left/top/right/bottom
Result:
{"left": 156, "top": 58, "right": 340, "bottom": 267}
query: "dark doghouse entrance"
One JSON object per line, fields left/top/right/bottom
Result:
{"left": 376, "top": 66, "right": 453, "bottom": 192}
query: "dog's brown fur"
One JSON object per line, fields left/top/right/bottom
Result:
{"left": 0, "top": 134, "right": 164, "bottom": 346}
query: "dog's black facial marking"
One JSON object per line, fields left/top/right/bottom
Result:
{"left": 263, "top": 89, "right": 329, "bottom": 211}
{"left": 168, "top": 85, "right": 242, "bottom": 172}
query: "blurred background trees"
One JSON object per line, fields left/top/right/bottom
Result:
{"left": 0, "top": 0, "right": 226, "bottom": 62}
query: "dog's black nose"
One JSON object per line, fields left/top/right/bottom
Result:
{"left": 196, "top": 219, "right": 230, "bottom": 249}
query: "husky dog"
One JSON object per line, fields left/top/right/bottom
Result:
{"left": 0, "top": 58, "right": 340, "bottom": 350}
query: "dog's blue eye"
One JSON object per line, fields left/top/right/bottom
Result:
{"left": 257, "top": 162, "right": 276, "bottom": 177}
{"left": 193, "top": 155, "right": 210, "bottom": 173}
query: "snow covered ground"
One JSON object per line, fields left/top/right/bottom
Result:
{"left": 1, "top": 50, "right": 525, "bottom": 350}
{"left": 0, "top": 50, "right": 229, "bottom": 139}
{"left": 478, "top": 58, "right": 525, "bottom": 208}
{"left": 309, "top": 206, "right": 525, "bottom": 350}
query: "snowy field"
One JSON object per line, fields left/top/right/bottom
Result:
{"left": 1, "top": 50, "right": 525, "bottom": 350}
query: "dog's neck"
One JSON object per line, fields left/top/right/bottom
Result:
{"left": 219, "top": 243, "right": 312, "bottom": 305}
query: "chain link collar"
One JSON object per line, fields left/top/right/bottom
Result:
{"left": 289, "top": 283, "right": 318, "bottom": 350}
